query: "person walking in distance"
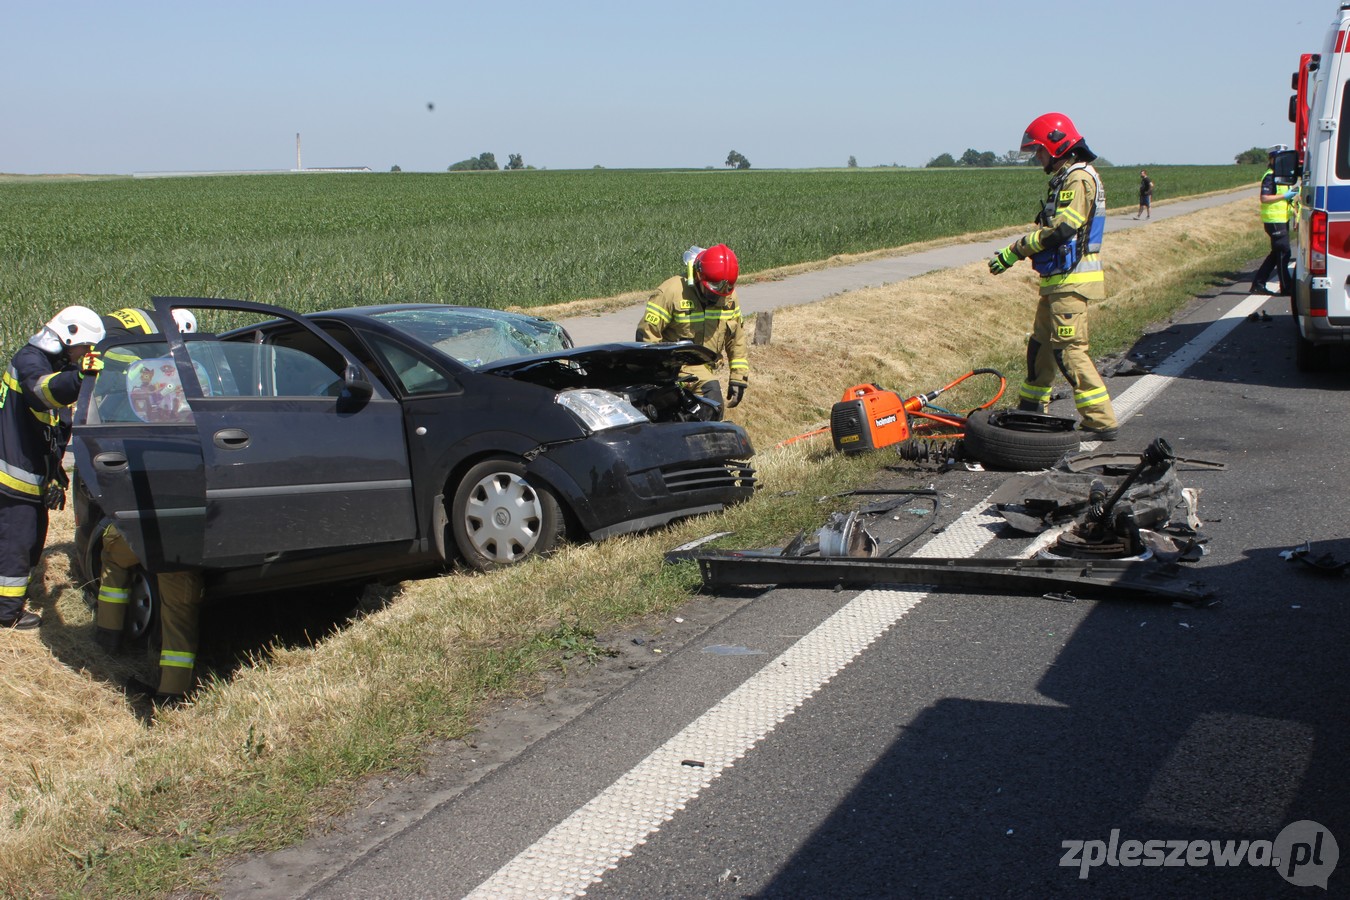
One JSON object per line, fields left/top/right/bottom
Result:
{"left": 1135, "top": 170, "right": 1154, "bottom": 219}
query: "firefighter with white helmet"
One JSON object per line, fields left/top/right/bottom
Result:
{"left": 0, "top": 306, "right": 105, "bottom": 629}
{"left": 636, "top": 243, "right": 750, "bottom": 416}
{"left": 99, "top": 305, "right": 199, "bottom": 374}
{"left": 100, "top": 306, "right": 198, "bottom": 346}
{"left": 988, "top": 112, "right": 1119, "bottom": 441}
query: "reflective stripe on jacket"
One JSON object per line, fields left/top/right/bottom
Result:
{"left": 1012, "top": 162, "right": 1106, "bottom": 298}
{"left": 637, "top": 275, "right": 750, "bottom": 383}
{"left": 0, "top": 345, "right": 80, "bottom": 502}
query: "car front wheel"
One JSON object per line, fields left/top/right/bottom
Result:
{"left": 450, "top": 458, "right": 563, "bottom": 570}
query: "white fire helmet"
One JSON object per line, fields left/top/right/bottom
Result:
{"left": 29, "top": 306, "right": 106, "bottom": 354}
{"left": 172, "top": 309, "right": 198, "bottom": 333}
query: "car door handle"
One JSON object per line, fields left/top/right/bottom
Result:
{"left": 93, "top": 451, "right": 128, "bottom": 471}
{"left": 213, "top": 428, "right": 251, "bottom": 450}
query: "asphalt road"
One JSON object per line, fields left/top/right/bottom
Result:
{"left": 217, "top": 193, "right": 1350, "bottom": 899}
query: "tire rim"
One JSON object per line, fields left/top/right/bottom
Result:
{"left": 462, "top": 472, "right": 543, "bottom": 563}
{"left": 124, "top": 572, "right": 155, "bottom": 640}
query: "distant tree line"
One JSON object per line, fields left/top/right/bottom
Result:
{"left": 1235, "top": 147, "right": 1272, "bottom": 165}
{"left": 926, "top": 148, "right": 1123, "bottom": 168}
{"left": 926, "top": 148, "right": 1035, "bottom": 168}
{"left": 447, "top": 152, "right": 533, "bottom": 171}
{"left": 725, "top": 150, "right": 751, "bottom": 169}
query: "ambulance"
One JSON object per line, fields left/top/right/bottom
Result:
{"left": 1290, "top": 3, "right": 1350, "bottom": 370}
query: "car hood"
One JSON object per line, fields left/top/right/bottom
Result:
{"left": 478, "top": 341, "right": 717, "bottom": 390}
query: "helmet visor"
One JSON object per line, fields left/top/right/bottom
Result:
{"left": 701, "top": 278, "right": 735, "bottom": 296}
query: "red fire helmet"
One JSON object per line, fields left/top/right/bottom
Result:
{"left": 695, "top": 244, "right": 738, "bottom": 296}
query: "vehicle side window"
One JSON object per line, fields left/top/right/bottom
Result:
{"left": 365, "top": 334, "right": 453, "bottom": 395}
{"left": 187, "top": 342, "right": 344, "bottom": 398}
{"left": 92, "top": 341, "right": 190, "bottom": 424}
{"left": 1338, "top": 80, "right": 1350, "bottom": 180}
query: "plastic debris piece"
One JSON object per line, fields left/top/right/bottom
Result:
{"left": 682, "top": 759, "right": 706, "bottom": 768}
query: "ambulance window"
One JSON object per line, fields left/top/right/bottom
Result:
{"left": 1338, "top": 81, "right": 1350, "bottom": 180}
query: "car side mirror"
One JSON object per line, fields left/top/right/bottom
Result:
{"left": 343, "top": 364, "right": 374, "bottom": 401}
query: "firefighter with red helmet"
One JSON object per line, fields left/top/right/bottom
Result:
{"left": 988, "top": 112, "right": 1119, "bottom": 441}
{"left": 636, "top": 244, "right": 750, "bottom": 415}
{"left": 0, "top": 306, "right": 105, "bottom": 629}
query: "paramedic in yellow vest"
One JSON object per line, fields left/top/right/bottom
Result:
{"left": 1251, "top": 146, "right": 1296, "bottom": 296}
{"left": 988, "top": 112, "right": 1119, "bottom": 441}
{"left": 636, "top": 244, "right": 749, "bottom": 416}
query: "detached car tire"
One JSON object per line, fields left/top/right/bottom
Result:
{"left": 81, "top": 518, "right": 160, "bottom": 642}
{"left": 451, "top": 458, "right": 564, "bottom": 570}
{"left": 963, "top": 409, "right": 1080, "bottom": 471}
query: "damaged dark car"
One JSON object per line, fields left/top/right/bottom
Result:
{"left": 72, "top": 297, "right": 756, "bottom": 633}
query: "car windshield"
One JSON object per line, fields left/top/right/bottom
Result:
{"left": 369, "top": 307, "right": 570, "bottom": 368}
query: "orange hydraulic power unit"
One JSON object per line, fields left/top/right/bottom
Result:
{"left": 831, "top": 384, "right": 913, "bottom": 453}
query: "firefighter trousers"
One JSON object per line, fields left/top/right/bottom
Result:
{"left": 1018, "top": 291, "right": 1117, "bottom": 431}
{"left": 96, "top": 524, "right": 204, "bottom": 696}
{"left": 0, "top": 497, "right": 48, "bottom": 621}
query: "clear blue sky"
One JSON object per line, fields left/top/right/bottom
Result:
{"left": 0, "top": 0, "right": 1336, "bottom": 174}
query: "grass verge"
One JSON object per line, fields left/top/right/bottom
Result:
{"left": 0, "top": 201, "right": 1267, "bottom": 897}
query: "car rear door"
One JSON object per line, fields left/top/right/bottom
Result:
{"left": 165, "top": 298, "right": 418, "bottom": 564}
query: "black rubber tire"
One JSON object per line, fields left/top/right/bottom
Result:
{"left": 963, "top": 409, "right": 1081, "bottom": 471}
{"left": 1294, "top": 326, "right": 1331, "bottom": 372}
{"left": 450, "top": 458, "right": 564, "bottom": 570}
{"left": 82, "top": 518, "right": 160, "bottom": 642}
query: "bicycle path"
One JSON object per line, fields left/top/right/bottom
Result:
{"left": 559, "top": 188, "right": 1252, "bottom": 345}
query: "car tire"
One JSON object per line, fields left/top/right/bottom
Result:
{"left": 82, "top": 518, "right": 160, "bottom": 642}
{"left": 963, "top": 409, "right": 1081, "bottom": 471}
{"left": 450, "top": 458, "right": 564, "bottom": 570}
{"left": 1294, "top": 326, "right": 1331, "bottom": 372}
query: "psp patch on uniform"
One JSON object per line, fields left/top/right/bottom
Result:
{"left": 1057, "top": 324, "right": 1076, "bottom": 338}
{"left": 1058, "top": 189, "right": 1075, "bottom": 205}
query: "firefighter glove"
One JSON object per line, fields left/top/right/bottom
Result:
{"left": 43, "top": 480, "right": 66, "bottom": 511}
{"left": 988, "top": 246, "right": 1018, "bottom": 275}
{"left": 726, "top": 381, "right": 747, "bottom": 408}
{"left": 79, "top": 350, "right": 104, "bottom": 378}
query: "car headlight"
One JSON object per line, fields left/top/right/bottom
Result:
{"left": 555, "top": 389, "right": 649, "bottom": 431}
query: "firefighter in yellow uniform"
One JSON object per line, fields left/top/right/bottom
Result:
{"left": 636, "top": 244, "right": 749, "bottom": 416}
{"left": 989, "top": 112, "right": 1119, "bottom": 441}
{"left": 94, "top": 523, "right": 204, "bottom": 706}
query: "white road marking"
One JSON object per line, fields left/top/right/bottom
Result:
{"left": 464, "top": 292, "right": 1269, "bottom": 899}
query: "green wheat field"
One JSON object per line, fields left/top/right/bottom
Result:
{"left": 0, "top": 165, "right": 1260, "bottom": 352}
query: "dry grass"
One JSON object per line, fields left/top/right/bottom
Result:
{"left": 0, "top": 198, "right": 1265, "bottom": 897}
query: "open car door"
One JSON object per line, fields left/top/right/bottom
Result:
{"left": 74, "top": 297, "right": 418, "bottom": 569}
